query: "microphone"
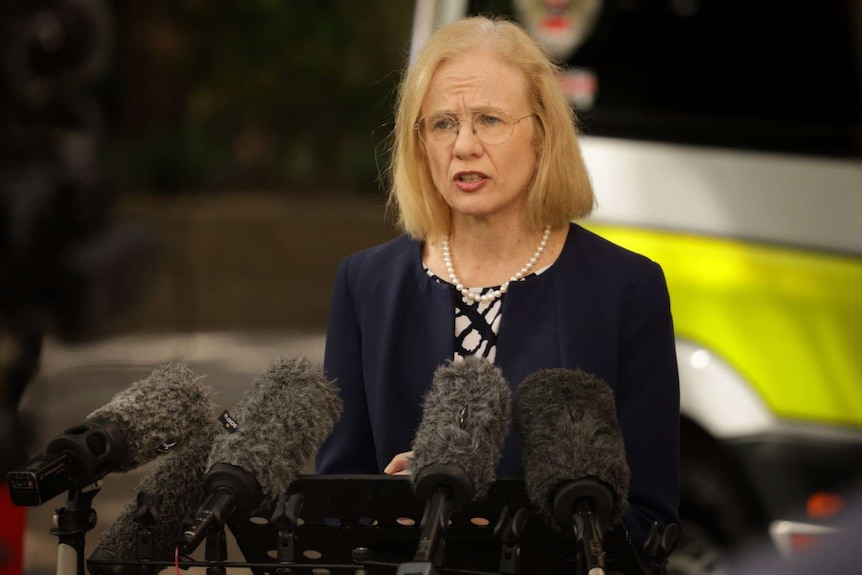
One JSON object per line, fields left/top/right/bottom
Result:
{"left": 87, "top": 423, "right": 218, "bottom": 575}
{"left": 399, "top": 356, "right": 511, "bottom": 573}
{"left": 176, "top": 356, "right": 342, "bottom": 555}
{"left": 513, "top": 368, "right": 630, "bottom": 575}
{"left": 6, "top": 364, "right": 214, "bottom": 506}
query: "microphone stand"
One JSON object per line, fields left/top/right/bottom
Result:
{"left": 271, "top": 492, "right": 305, "bottom": 574}
{"left": 396, "top": 485, "right": 451, "bottom": 575}
{"left": 51, "top": 482, "right": 101, "bottom": 575}
{"left": 204, "top": 526, "right": 228, "bottom": 575}
{"left": 132, "top": 492, "right": 162, "bottom": 575}
{"left": 396, "top": 463, "right": 474, "bottom": 575}
{"left": 571, "top": 502, "right": 606, "bottom": 575}
{"left": 643, "top": 522, "right": 680, "bottom": 575}
{"left": 493, "top": 505, "right": 528, "bottom": 574}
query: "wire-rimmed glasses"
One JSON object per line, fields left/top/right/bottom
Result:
{"left": 415, "top": 110, "right": 535, "bottom": 146}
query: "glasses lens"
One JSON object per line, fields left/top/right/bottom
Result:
{"left": 424, "top": 115, "right": 457, "bottom": 145}
{"left": 473, "top": 111, "right": 513, "bottom": 145}
{"left": 417, "top": 111, "right": 516, "bottom": 145}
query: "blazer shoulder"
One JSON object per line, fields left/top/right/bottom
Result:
{"left": 338, "top": 234, "right": 420, "bottom": 283}
{"left": 568, "top": 223, "right": 663, "bottom": 273}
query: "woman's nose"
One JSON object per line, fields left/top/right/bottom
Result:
{"left": 452, "top": 121, "right": 483, "bottom": 155}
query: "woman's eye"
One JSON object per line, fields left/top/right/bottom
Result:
{"left": 432, "top": 117, "right": 456, "bottom": 131}
{"left": 478, "top": 113, "right": 502, "bottom": 126}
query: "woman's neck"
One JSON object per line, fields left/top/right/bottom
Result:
{"left": 424, "top": 221, "right": 568, "bottom": 288}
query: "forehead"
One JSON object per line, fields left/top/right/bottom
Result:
{"left": 422, "top": 51, "right": 528, "bottom": 115}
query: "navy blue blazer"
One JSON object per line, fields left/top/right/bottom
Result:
{"left": 316, "top": 222, "right": 680, "bottom": 551}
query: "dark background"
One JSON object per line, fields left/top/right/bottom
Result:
{"left": 94, "top": 1, "right": 414, "bottom": 195}
{"left": 1, "top": 0, "right": 416, "bottom": 342}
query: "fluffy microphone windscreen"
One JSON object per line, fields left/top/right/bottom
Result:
{"left": 86, "top": 363, "right": 214, "bottom": 472}
{"left": 206, "top": 356, "right": 342, "bottom": 500}
{"left": 90, "top": 424, "right": 217, "bottom": 568}
{"left": 409, "top": 356, "right": 511, "bottom": 500}
{"left": 514, "top": 368, "right": 630, "bottom": 529}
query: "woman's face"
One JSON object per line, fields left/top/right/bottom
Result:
{"left": 420, "top": 51, "right": 537, "bottom": 227}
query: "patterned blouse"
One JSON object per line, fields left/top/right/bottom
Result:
{"left": 425, "top": 266, "right": 550, "bottom": 363}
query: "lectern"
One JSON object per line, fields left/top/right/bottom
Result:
{"left": 229, "top": 475, "right": 645, "bottom": 575}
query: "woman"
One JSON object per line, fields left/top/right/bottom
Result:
{"left": 315, "top": 15, "right": 679, "bottom": 557}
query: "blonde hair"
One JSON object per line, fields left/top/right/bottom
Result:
{"left": 388, "top": 16, "right": 595, "bottom": 240}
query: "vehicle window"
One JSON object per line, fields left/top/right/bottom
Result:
{"left": 470, "top": 0, "right": 862, "bottom": 158}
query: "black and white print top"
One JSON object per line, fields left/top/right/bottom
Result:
{"left": 425, "top": 266, "right": 550, "bottom": 363}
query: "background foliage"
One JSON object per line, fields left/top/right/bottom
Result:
{"left": 102, "top": 0, "right": 414, "bottom": 193}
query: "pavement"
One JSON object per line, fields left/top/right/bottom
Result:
{"left": 16, "top": 330, "right": 327, "bottom": 575}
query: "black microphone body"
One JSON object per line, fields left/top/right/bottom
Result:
{"left": 399, "top": 357, "right": 511, "bottom": 573}
{"left": 568, "top": 480, "right": 612, "bottom": 575}
{"left": 410, "top": 463, "right": 472, "bottom": 566}
{"left": 514, "top": 368, "right": 630, "bottom": 575}
{"left": 177, "top": 356, "right": 342, "bottom": 555}
{"left": 7, "top": 364, "right": 213, "bottom": 506}
{"left": 176, "top": 462, "right": 263, "bottom": 555}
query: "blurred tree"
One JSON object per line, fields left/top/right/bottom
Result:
{"left": 102, "top": 0, "right": 413, "bottom": 193}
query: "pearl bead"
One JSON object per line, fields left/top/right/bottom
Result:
{"left": 441, "top": 225, "right": 551, "bottom": 306}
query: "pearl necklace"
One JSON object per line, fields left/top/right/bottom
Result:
{"left": 442, "top": 225, "right": 552, "bottom": 305}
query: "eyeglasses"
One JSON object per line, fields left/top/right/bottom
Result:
{"left": 415, "top": 110, "right": 535, "bottom": 146}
